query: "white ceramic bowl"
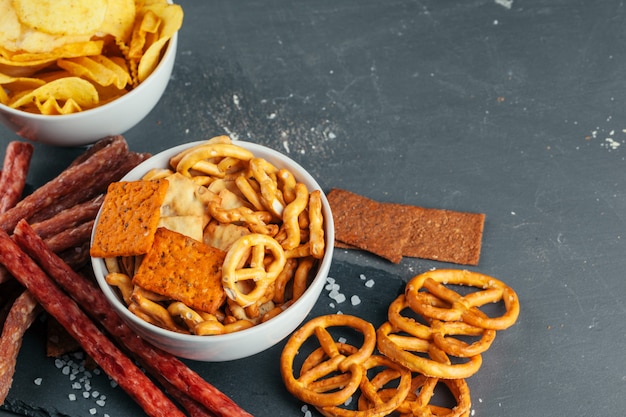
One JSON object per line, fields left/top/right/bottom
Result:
{"left": 0, "top": 33, "right": 177, "bottom": 147}
{"left": 91, "top": 141, "right": 335, "bottom": 361}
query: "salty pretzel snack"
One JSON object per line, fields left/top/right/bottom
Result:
{"left": 281, "top": 269, "right": 520, "bottom": 416}
{"left": 94, "top": 136, "right": 327, "bottom": 335}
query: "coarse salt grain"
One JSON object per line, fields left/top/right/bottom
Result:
{"left": 365, "top": 279, "right": 375, "bottom": 288}
{"left": 351, "top": 295, "right": 361, "bottom": 306}
{"left": 34, "top": 377, "right": 43, "bottom": 386}
{"left": 68, "top": 393, "right": 76, "bottom": 401}
{"left": 89, "top": 408, "right": 97, "bottom": 415}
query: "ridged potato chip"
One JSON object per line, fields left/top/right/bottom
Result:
{"left": 0, "top": 0, "right": 182, "bottom": 115}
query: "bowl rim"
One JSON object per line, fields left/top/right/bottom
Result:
{"left": 91, "top": 140, "right": 335, "bottom": 344}
{"left": 0, "top": 32, "right": 178, "bottom": 120}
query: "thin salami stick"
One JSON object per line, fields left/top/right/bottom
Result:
{"left": 30, "top": 195, "right": 104, "bottom": 239}
{"left": 13, "top": 220, "right": 254, "bottom": 417}
{"left": 43, "top": 220, "right": 94, "bottom": 253}
{"left": 0, "top": 290, "right": 41, "bottom": 404}
{"left": 28, "top": 150, "right": 150, "bottom": 224}
{"left": 0, "top": 136, "right": 128, "bottom": 233}
{"left": 0, "top": 141, "right": 34, "bottom": 214}
{"left": 0, "top": 228, "right": 186, "bottom": 417}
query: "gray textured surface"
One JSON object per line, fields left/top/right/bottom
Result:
{"left": 2, "top": 0, "right": 626, "bottom": 415}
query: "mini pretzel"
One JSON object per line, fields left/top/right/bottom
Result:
{"left": 280, "top": 314, "right": 377, "bottom": 407}
{"left": 175, "top": 143, "right": 254, "bottom": 177}
{"left": 405, "top": 269, "right": 520, "bottom": 331}
{"left": 376, "top": 321, "right": 483, "bottom": 379}
{"left": 315, "top": 353, "right": 412, "bottom": 417}
{"left": 249, "top": 157, "right": 285, "bottom": 217}
{"left": 308, "top": 189, "right": 325, "bottom": 259}
{"left": 395, "top": 375, "right": 471, "bottom": 417}
{"left": 388, "top": 295, "right": 496, "bottom": 358}
{"left": 222, "top": 233, "right": 286, "bottom": 307}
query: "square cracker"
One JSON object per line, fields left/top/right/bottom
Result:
{"left": 132, "top": 227, "right": 227, "bottom": 314}
{"left": 90, "top": 179, "right": 169, "bottom": 258}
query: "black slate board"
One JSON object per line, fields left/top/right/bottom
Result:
{"left": 2, "top": 0, "right": 626, "bottom": 416}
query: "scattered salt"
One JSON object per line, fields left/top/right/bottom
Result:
{"left": 351, "top": 295, "right": 361, "bottom": 306}
{"left": 68, "top": 394, "right": 76, "bottom": 401}
{"left": 34, "top": 377, "right": 43, "bottom": 386}
{"left": 364, "top": 279, "right": 375, "bottom": 288}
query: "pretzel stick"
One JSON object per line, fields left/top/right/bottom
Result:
{"left": 0, "top": 141, "right": 33, "bottom": 214}
{"left": 0, "top": 290, "right": 41, "bottom": 405}
{"left": 0, "top": 228, "right": 186, "bottom": 417}
{"left": 12, "top": 220, "right": 254, "bottom": 417}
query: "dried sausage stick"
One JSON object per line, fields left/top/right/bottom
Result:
{"left": 27, "top": 150, "right": 150, "bottom": 224}
{"left": 0, "top": 142, "right": 34, "bottom": 214}
{"left": 0, "top": 229, "right": 186, "bottom": 417}
{"left": 13, "top": 220, "right": 254, "bottom": 417}
{"left": 0, "top": 136, "right": 128, "bottom": 233}
{"left": 0, "top": 290, "right": 41, "bottom": 404}
{"left": 30, "top": 194, "right": 104, "bottom": 239}
{"left": 43, "top": 219, "right": 94, "bottom": 253}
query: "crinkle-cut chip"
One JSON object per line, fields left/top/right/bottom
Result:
{"left": 12, "top": 0, "right": 107, "bottom": 36}
{"left": 128, "top": 9, "right": 162, "bottom": 60}
{"left": 158, "top": 215, "right": 204, "bottom": 242}
{"left": 90, "top": 179, "right": 169, "bottom": 258}
{"left": 203, "top": 221, "right": 250, "bottom": 252}
{"left": 97, "top": 0, "right": 136, "bottom": 43}
{"left": 57, "top": 55, "right": 132, "bottom": 89}
{"left": 133, "top": 4, "right": 183, "bottom": 82}
{"left": 35, "top": 96, "right": 83, "bottom": 115}
{"left": 160, "top": 173, "right": 213, "bottom": 228}
{"left": 132, "top": 227, "right": 227, "bottom": 314}
{"left": 8, "top": 77, "right": 99, "bottom": 110}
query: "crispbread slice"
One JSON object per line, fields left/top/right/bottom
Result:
{"left": 328, "top": 188, "right": 485, "bottom": 265}
{"left": 403, "top": 206, "right": 485, "bottom": 265}
{"left": 132, "top": 227, "right": 227, "bottom": 314}
{"left": 90, "top": 179, "right": 169, "bottom": 258}
{"left": 327, "top": 188, "right": 408, "bottom": 263}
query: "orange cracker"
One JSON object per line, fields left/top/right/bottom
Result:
{"left": 90, "top": 179, "right": 169, "bottom": 258}
{"left": 132, "top": 227, "right": 227, "bottom": 314}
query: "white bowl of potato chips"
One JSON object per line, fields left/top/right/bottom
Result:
{"left": 90, "top": 137, "right": 335, "bottom": 361}
{"left": 0, "top": 0, "right": 183, "bottom": 147}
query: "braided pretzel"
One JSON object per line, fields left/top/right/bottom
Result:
{"left": 388, "top": 295, "right": 496, "bottom": 358}
{"left": 405, "top": 269, "right": 520, "bottom": 330}
{"left": 222, "top": 233, "right": 286, "bottom": 307}
{"left": 280, "top": 315, "right": 376, "bottom": 407}
{"left": 376, "top": 321, "right": 482, "bottom": 379}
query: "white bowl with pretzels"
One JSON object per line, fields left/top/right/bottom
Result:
{"left": 90, "top": 137, "right": 334, "bottom": 361}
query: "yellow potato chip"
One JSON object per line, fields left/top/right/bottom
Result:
{"left": 1, "top": 41, "right": 104, "bottom": 63}
{"left": 0, "top": 73, "right": 46, "bottom": 91}
{"left": 57, "top": 55, "right": 131, "bottom": 89}
{"left": 98, "top": 0, "right": 137, "bottom": 43}
{"left": 35, "top": 97, "right": 83, "bottom": 115}
{"left": 12, "top": 0, "right": 108, "bottom": 36}
{"left": 9, "top": 77, "right": 99, "bottom": 111}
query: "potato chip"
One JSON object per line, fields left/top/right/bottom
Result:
{"left": 0, "top": 0, "right": 183, "bottom": 114}
{"left": 35, "top": 97, "right": 83, "bottom": 115}
{"left": 12, "top": 0, "right": 108, "bottom": 36}
{"left": 0, "top": 73, "right": 46, "bottom": 91}
{"left": 57, "top": 55, "right": 131, "bottom": 89}
{"left": 9, "top": 77, "right": 99, "bottom": 111}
